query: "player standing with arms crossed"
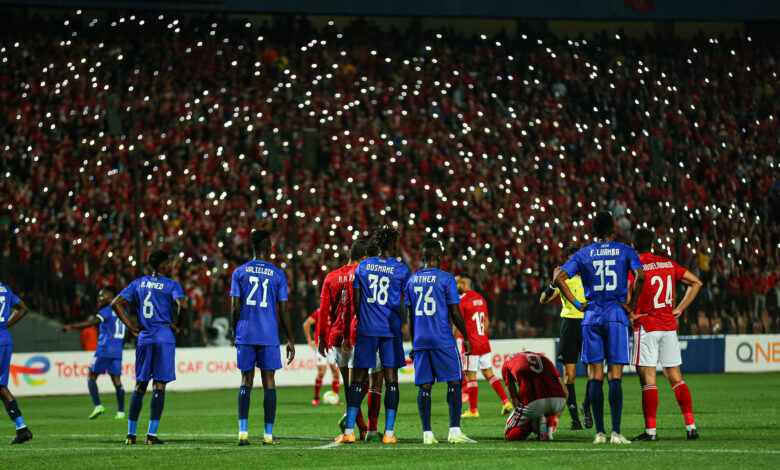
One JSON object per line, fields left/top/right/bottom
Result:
{"left": 337, "top": 226, "right": 409, "bottom": 444}
{"left": 456, "top": 275, "right": 513, "bottom": 418}
{"left": 406, "top": 239, "right": 476, "bottom": 444}
{"left": 556, "top": 211, "right": 645, "bottom": 444}
{"left": 59, "top": 286, "right": 126, "bottom": 420}
{"left": 540, "top": 245, "right": 592, "bottom": 430}
{"left": 303, "top": 309, "right": 340, "bottom": 406}
{"left": 113, "top": 250, "right": 187, "bottom": 445}
{"left": 0, "top": 282, "right": 31, "bottom": 444}
{"left": 231, "top": 230, "right": 295, "bottom": 446}
{"left": 629, "top": 228, "right": 701, "bottom": 441}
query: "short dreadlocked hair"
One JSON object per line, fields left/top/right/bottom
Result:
{"left": 372, "top": 226, "right": 400, "bottom": 253}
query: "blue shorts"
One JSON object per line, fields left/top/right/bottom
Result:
{"left": 90, "top": 354, "right": 122, "bottom": 376}
{"left": 136, "top": 343, "right": 176, "bottom": 382}
{"left": 353, "top": 335, "right": 405, "bottom": 369}
{"left": 237, "top": 345, "right": 282, "bottom": 371}
{"left": 582, "top": 322, "right": 630, "bottom": 365}
{"left": 413, "top": 346, "right": 462, "bottom": 386}
{"left": 0, "top": 344, "right": 10, "bottom": 387}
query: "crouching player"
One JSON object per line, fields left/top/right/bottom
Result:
{"left": 502, "top": 352, "right": 567, "bottom": 441}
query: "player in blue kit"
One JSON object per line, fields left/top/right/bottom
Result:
{"left": 231, "top": 230, "right": 295, "bottom": 447}
{"left": 0, "top": 282, "right": 32, "bottom": 444}
{"left": 405, "top": 239, "right": 475, "bottom": 445}
{"left": 337, "top": 226, "right": 410, "bottom": 444}
{"left": 112, "top": 250, "right": 187, "bottom": 445}
{"left": 555, "top": 211, "right": 645, "bottom": 444}
{"left": 58, "top": 286, "right": 126, "bottom": 420}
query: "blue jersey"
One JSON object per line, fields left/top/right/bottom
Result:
{"left": 561, "top": 240, "right": 643, "bottom": 325}
{"left": 95, "top": 305, "right": 125, "bottom": 358}
{"left": 404, "top": 268, "right": 460, "bottom": 350}
{"left": 230, "top": 260, "right": 288, "bottom": 346}
{"left": 119, "top": 276, "right": 185, "bottom": 345}
{"left": 353, "top": 257, "right": 410, "bottom": 338}
{"left": 0, "top": 283, "right": 21, "bottom": 346}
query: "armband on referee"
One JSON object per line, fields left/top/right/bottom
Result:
{"left": 572, "top": 300, "right": 583, "bottom": 310}
{"left": 544, "top": 284, "right": 556, "bottom": 297}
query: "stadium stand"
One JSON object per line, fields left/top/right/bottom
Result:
{"left": 0, "top": 12, "right": 777, "bottom": 343}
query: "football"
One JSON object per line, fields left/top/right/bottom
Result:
{"left": 322, "top": 391, "right": 340, "bottom": 405}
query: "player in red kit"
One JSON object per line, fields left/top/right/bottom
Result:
{"left": 455, "top": 276, "right": 512, "bottom": 418}
{"left": 303, "top": 309, "right": 340, "bottom": 406}
{"left": 318, "top": 239, "right": 385, "bottom": 441}
{"left": 629, "top": 229, "right": 702, "bottom": 442}
{"left": 502, "top": 352, "right": 567, "bottom": 441}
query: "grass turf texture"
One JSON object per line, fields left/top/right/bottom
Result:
{"left": 4, "top": 373, "right": 778, "bottom": 469}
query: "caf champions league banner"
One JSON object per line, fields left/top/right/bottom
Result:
{"left": 9, "top": 338, "right": 555, "bottom": 397}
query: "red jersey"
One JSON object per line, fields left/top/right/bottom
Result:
{"left": 501, "top": 353, "right": 564, "bottom": 405}
{"left": 457, "top": 290, "right": 491, "bottom": 355}
{"left": 308, "top": 310, "right": 329, "bottom": 329}
{"left": 633, "top": 252, "right": 687, "bottom": 332}
{"left": 319, "top": 264, "right": 357, "bottom": 347}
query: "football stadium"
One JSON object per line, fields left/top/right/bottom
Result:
{"left": 0, "top": 0, "right": 778, "bottom": 468}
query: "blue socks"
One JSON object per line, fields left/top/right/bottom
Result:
{"left": 588, "top": 379, "right": 605, "bottom": 434}
{"left": 147, "top": 390, "right": 165, "bottom": 435}
{"left": 447, "top": 383, "right": 461, "bottom": 428}
{"left": 238, "top": 385, "right": 251, "bottom": 433}
{"left": 608, "top": 379, "right": 623, "bottom": 434}
{"left": 87, "top": 379, "right": 101, "bottom": 406}
{"left": 116, "top": 386, "right": 125, "bottom": 413}
{"left": 417, "top": 388, "right": 432, "bottom": 432}
{"left": 5, "top": 400, "right": 25, "bottom": 429}
{"left": 345, "top": 381, "right": 365, "bottom": 432}
{"left": 264, "top": 389, "right": 276, "bottom": 436}
{"left": 128, "top": 390, "right": 144, "bottom": 435}
{"left": 128, "top": 419, "right": 138, "bottom": 436}
{"left": 384, "top": 382, "right": 399, "bottom": 432}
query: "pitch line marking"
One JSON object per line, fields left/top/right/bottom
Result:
{"left": 312, "top": 441, "right": 342, "bottom": 449}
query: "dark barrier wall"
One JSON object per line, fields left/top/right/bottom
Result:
{"left": 556, "top": 336, "right": 727, "bottom": 376}
{"left": 3, "top": 0, "right": 780, "bottom": 20}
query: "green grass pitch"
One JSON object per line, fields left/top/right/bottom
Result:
{"left": 4, "top": 373, "right": 778, "bottom": 469}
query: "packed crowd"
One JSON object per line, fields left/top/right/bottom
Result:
{"left": 0, "top": 11, "right": 777, "bottom": 343}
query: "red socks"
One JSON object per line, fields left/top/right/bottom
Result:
{"left": 489, "top": 375, "right": 509, "bottom": 404}
{"left": 672, "top": 380, "right": 695, "bottom": 426}
{"left": 467, "top": 380, "right": 479, "bottom": 412}
{"left": 367, "top": 387, "right": 382, "bottom": 432}
{"left": 642, "top": 384, "right": 658, "bottom": 429}
{"left": 332, "top": 377, "right": 340, "bottom": 395}
{"left": 314, "top": 376, "right": 323, "bottom": 399}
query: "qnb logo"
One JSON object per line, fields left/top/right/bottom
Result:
{"left": 9, "top": 356, "right": 50, "bottom": 386}
{"left": 736, "top": 342, "right": 779, "bottom": 363}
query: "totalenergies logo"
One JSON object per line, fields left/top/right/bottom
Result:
{"left": 9, "top": 356, "right": 50, "bottom": 386}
